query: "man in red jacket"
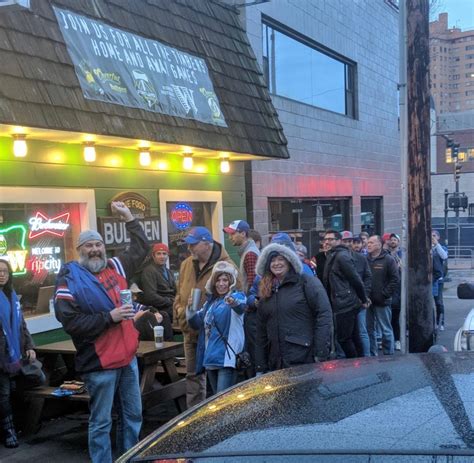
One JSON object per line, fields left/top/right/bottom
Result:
{"left": 54, "top": 201, "right": 149, "bottom": 463}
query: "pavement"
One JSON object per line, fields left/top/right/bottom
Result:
{"left": 2, "top": 268, "right": 474, "bottom": 462}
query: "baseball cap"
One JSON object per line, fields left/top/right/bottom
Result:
{"left": 223, "top": 220, "right": 250, "bottom": 235}
{"left": 382, "top": 233, "right": 391, "bottom": 243}
{"left": 271, "top": 233, "right": 296, "bottom": 251}
{"left": 76, "top": 230, "right": 104, "bottom": 249}
{"left": 353, "top": 234, "right": 362, "bottom": 243}
{"left": 184, "top": 226, "right": 212, "bottom": 244}
{"left": 390, "top": 233, "right": 400, "bottom": 241}
{"left": 341, "top": 231, "right": 353, "bottom": 240}
{"left": 152, "top": 243, "right": 170, "bottom": 254}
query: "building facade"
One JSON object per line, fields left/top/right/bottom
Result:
{"left": 430, "top": 13, "right": 474, "bottom": 114}
{"left": 0, "top": 0, "right": 288, "bottom": 341}
{"left": 236, "top": 0, "right": 401, "bottom": 256}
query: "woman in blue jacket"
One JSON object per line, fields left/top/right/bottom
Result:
{"left": 187, "top": 261, "right": 246, "bottom": 394}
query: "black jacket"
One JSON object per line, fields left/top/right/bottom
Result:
{"left": 352, "top": 251, "right": 372, "bottom": 294}
{"left": 139, "top": 262, "right": 176, "bottom": 314}
{"left": 323, "top": 245, "right": 368, "bottom": 313}
{"left": 367, "top": 250, "right": 400, "bottom": 307}
{"left": 255, "top": 272, "right": 332, "bottom": 372}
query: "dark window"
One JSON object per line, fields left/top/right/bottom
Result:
{"left": 361, "top": 197, "right": 383, "bottom": 235}
{"left": 268, "top": 197, "right": 351, "bottom": 258}
{"left": 262, "top": 20, "right": 357, "bottom": 118}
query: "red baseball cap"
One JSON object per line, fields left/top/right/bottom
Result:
{"left": 382, "top": 233, "right": 391, "bottom": 243}
{"left": 152, "top": 243, "right": 170, "bottom": 254}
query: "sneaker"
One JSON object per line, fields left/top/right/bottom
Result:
{"left": 439, "top": 324, "right": 445, "bottom": 331}
{"left": 395, "top": 341, "right": 401, "bottom": 351}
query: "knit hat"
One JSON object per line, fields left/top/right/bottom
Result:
{"left": 295, "top": 243, "right": 308, "bottom": 257}
{"left": 205, "top": 261, "right": 239, "bottom": 294}
{"left": 76, "top": 230, "right": 104, "bottom": 249}
{"left": 152, "top": 243, "right": 170, "bottom": 254}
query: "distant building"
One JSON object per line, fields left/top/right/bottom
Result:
{"left": 430, "top": 13, "right": 474, "bottom": 114}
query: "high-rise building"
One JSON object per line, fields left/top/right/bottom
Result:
{"left": 430, "top": 13, "right": 474, "bottom": 114}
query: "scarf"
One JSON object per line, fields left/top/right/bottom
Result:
{"left": 61, "top": 261, "right": 115, "bottom": 314}
{"left": 0, "top": 289, "right": 22, "bottom": 372}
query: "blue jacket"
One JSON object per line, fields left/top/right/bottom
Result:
{"left": 188, "top": 291, "right": 246, "bottom": 374}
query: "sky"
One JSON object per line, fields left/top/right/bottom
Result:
{"left": 432, "top": 0, "right": 474, "bottom": 31}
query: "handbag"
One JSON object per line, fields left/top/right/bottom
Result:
{"left": 20, "top": 358, "right": 46, "bottom": 388}
{"left": 212, "top": 318, "right": 251, "bottom": 371}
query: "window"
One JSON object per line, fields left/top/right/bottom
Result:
{"left": 466, "top": 54, "right": 474, "bottom": 60}
{"left": 361, "top": 197, "right": 383, "bottom": 235}
{"left": 262, "top": 20, "right": 357, "bottom": 117}
{"left": 268, "top": 197, "right": 351, "bottom": 257}
{"left": 466, "top": 45, "right": 474, "bottom": 50}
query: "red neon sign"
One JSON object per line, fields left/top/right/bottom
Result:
{"left": 28, "top": 211, "right": 70, "bottom": 239}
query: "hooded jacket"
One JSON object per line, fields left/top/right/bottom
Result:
{"left": 187, "top": 261, "right": 246, "bottom": 374}
{"left": 323, "top": 245, "right": 368, "bottom": 313}
{"left": 367, "top": 250, "right": 400, "bottom": 307}
{"left": 174, "top": 241, "right": 238, "bottom": 343}
{"left": 255, "top": 244, "right": 332, "bottom": 372}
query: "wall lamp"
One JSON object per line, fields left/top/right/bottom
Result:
{"left": 183, "top": 153, "right": 193, "bottom": 170}
{"left": 83, "top": 142, "right": 96, "bottom": 162}
{"left": 13, "top": 134, "right": 27, "bottom": 158}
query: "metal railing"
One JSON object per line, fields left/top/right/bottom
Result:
{"left": 447, "top": 246, "right": 474, "bottom": 269}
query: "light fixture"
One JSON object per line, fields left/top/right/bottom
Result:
{"left": 220, "top": 155, "right": 230, "bottom": 174}
{"left": 139, "top": 148, "right": 151, "bottom": 166}
{"left": 83, "top": 142, "right": 96, "bottom": 162}
{"left": 183, "top": 153, "right": 193, "bottom": 170}
{"left": 13, "top": 134, "right": 27, "bottom": 158}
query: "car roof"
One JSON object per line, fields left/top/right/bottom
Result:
{"left": 129, "top": 353, "right": 474, "bottom": 460}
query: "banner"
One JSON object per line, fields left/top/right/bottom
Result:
{"left": 53, "top": 7, "right": 227, "bottom": 127}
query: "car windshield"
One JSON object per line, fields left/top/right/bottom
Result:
{"left": 133, "top": 354, "right": 474, "bottom": 460}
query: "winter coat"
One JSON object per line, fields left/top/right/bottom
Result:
{"left": 367, "top": 250, "right": 400, "bottom": 307}
{"left": 139, "top": 262, "right": 176, "bottom": 314}
{"left": 188, "top": 292, "right": 246, "bottom": 374}
{"left": 174, "top": 241, "right": 237, "bottom": 342}
{"left": 255, "top": 244, "right": 332, "bottom": 372}
{"left": 0, "top": 295, "right": 34, "bottom": 374}
{"left": 352, "top": 251, "right": 372, "bottom": 295}
{"left": 323, "top": 245, "right": 368, "bottom": 313}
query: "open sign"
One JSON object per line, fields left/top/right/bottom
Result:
{"left": 171, "top": 203, "right": 193, "bottom": 230}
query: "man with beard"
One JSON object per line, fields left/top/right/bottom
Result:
{"left": 174, "top": 226, "right": 237, "bottom": 407}
{"left": 54, "top": 201, "right": 149, "bottom": 463}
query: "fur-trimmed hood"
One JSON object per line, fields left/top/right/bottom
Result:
{"left": 256, "top": 243, "right": 303, "bottom": 276}
{"left": 205, "top": 260, "right": 239, "bottom": 294}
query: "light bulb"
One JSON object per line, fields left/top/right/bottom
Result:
{"left": 83, "top": 143, "right": 96, "bottom": 162}
{"left": 139, "top": 149, "right": 151, "bottom": 166}
{"left": 183, "top": 154, "right": 193, "bottom": 170}
{"left": 220, "top": 157, "right": 230, "bottom": 173}
{"left": 13, "top": 135, "right": 27, "bottom": 157}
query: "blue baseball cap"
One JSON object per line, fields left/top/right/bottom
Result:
{"left": 271, "top": 232, "right": 296, "bottom": 251}
{"left": 184, "top": 226, "right": 212, "bottom": 244}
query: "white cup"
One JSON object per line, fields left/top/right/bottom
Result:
{"left": 153, "top": 325, "right": 164, "bottom": 348}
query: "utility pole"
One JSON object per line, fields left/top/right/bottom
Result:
{"left": 406, "top": 0, "right": 434, "bottom": 352}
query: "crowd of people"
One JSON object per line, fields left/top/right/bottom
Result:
{"left": 0, "top": 204, "right": 449, "bottom": 460}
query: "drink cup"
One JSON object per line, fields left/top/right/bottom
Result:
{"left": 154, "top": 325, "right": 164, "bottom": 348}
{"left": 190, "top": 288, "right": 202, "bottom": 312}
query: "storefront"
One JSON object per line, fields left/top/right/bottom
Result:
{"left": 0, "top": 1, "right": 288, "bottom": 341}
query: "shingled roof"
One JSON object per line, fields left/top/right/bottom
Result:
{"left": 0, "top": 0, "right": 288, "bottom": 159}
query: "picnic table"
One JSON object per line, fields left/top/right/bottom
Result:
{"left": 24, "top": 340, "right": 186, "bottom": 433}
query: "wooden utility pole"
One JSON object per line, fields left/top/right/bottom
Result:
{"left": 406, "top": 0, "right": 434, "bottom": 352}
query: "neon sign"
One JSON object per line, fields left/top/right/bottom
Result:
{"left": 171, "top": 203, "right": 193, "bottom": 230}
{"left": 0, "top": 224, "right": 28, "bottom": 275}
{"left": 28, "top": 210, "right": 70, "bottom": 239}
{"left": 29, "top": 246, "right": 62, "bottom": 275}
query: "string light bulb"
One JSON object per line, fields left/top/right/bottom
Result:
{"left": 183, "top": 153, "right": 193, "bottom": 170}
{"left": 13, "top": 134, "right": 27, "bottom": 158}
{"left": 139, "top": 148, "right": 151, "bottom": 166}
{"left": 83, "top": 142, "right": 96, "bottom": 162}
{"left": 220, "top": 156, "right": 230, "bottom": 174}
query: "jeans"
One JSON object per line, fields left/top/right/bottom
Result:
{"left": 184, "top": 335, "right": 206, "bottom": 408}
{"left": 82, "top": 358, "right": 142, "bottom": 463}
{"left": 367, "top": 305, "right": 394, "bottom": 356}
{"left": 206, "top": 368, "right": 237, "bottom": 395}
{"left": 355, "top": 308, "right": 371, "bottom": 357}
{"left": 434, "top": 281, "right": 445, "bottom": 326}
{"left": 334, "top": 309, "right": 358, "bottom": 358}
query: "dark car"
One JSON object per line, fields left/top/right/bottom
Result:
{"left": 118, "top": 353, "right": 474, "bottom": 462}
